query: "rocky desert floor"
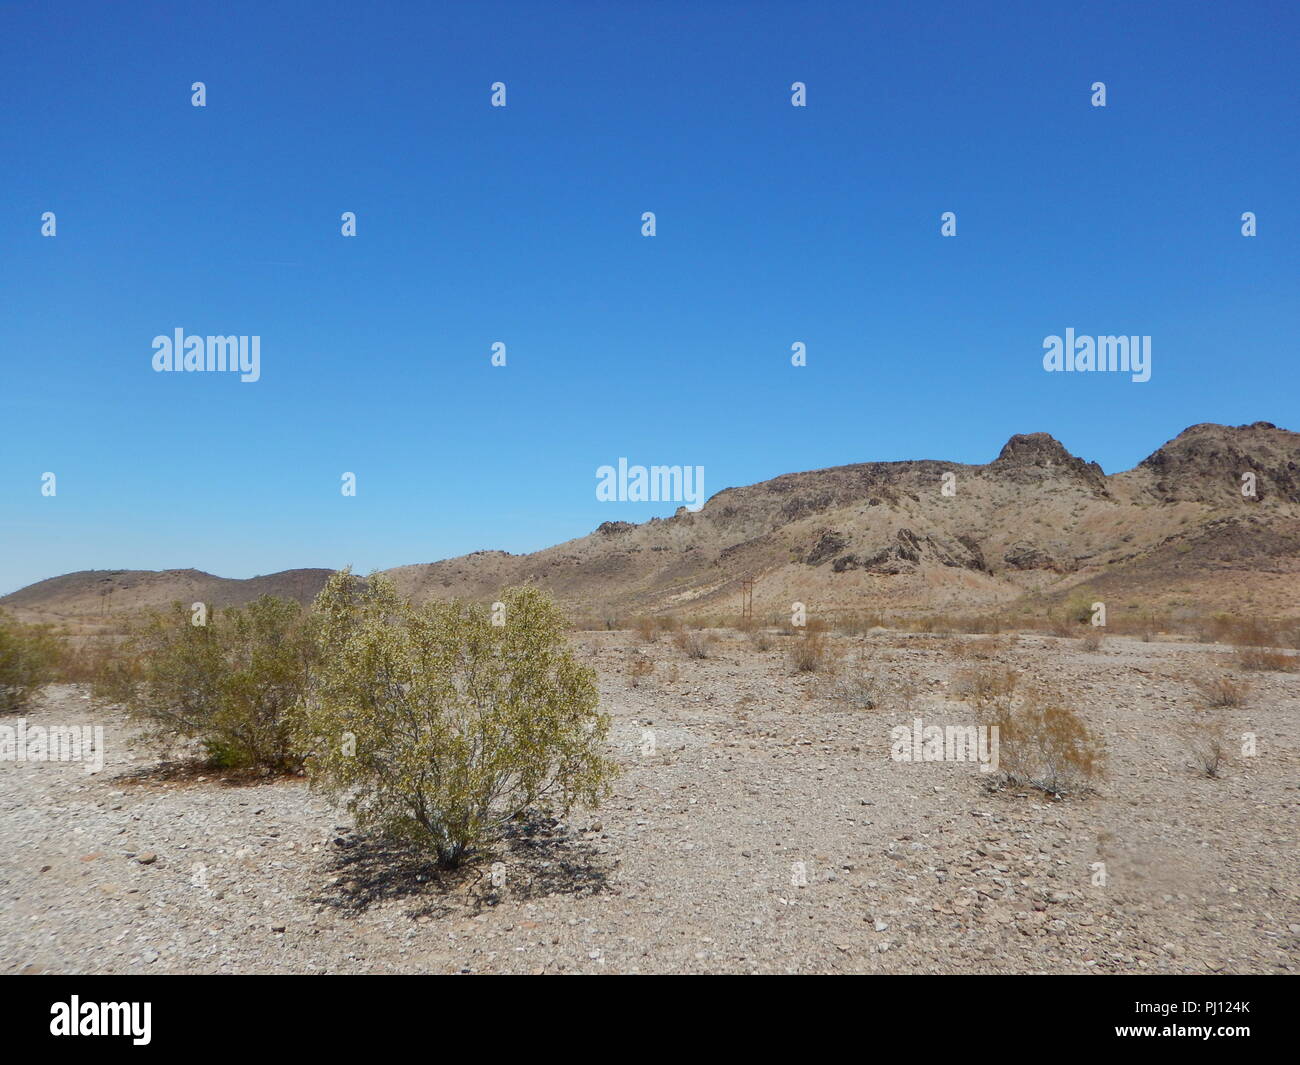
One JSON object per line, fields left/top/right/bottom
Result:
{"left": 2, "top": 629, "right": 1297, "bottom": 975}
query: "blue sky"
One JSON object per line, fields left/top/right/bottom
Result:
{"left": 1, "top": 0, "right": 1296, "bottom": 595}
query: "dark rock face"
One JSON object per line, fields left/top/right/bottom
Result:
{"left": 805, "top": 530, "right": 849, "bottom": 566}
{"left": 1138, "top": 423, "right": 1300, "bottom": 504}
{"left": 597, "top": 521, "right": 635, "bottom": 536}
{"left": 989, "top": 433, "right": 1108, "bottom": 493}
{"left": 1003, "top": 542, "right": 1067, "bottom": 572}
{"left": 829, "top": 528, "right": 986, "bottom": 575}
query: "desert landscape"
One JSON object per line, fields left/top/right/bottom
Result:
{"left": 2, "top": 422, "right": 1297, "bottom": 976}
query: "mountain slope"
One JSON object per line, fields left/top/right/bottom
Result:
{"left": 6, "top": 422, "right": 1299, "bottom": 622}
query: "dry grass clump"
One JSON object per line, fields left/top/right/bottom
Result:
{"left": 1182, "top": 713, "right": 1229, "bottom": 778}
{"left": 787, "top": 620, "right": 838, "bottom": 673}
{"left": 973, "top": 682, "right": 1104, "bottom": 796}
{"left": 1190, "top": 671, "right": 1250, "bottom": 707}
{"left": 829, "top": 657, "right": 880, "bottom": 708}
{"left": 673, "top": 629, "right": 714, "bottom": 660}
{"left": 835, "top": 613, "right": 888, "bottom": 636}
{"left": 1233, "top": 645, "right": 1297, "bottom": 672}
{"left": 1046, "top": 614, "right": 1076, "bottom": 638}
{"left": 952, "top": 664, "right": 1019, "bottom": 706}
{"left": 948, "top": 635, "right": 1006, "bottom": 661}
{"left": 1213, "top": 617, "right": 1300, "bottom": 671}
{"left": 627, "top": 652, "right": 655, "bottom": 687}
{"left": 955, "top": 665, "right": 1102, "bottom": 797}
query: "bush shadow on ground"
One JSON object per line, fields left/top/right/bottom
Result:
{"left": 311, "top": 815, "right": 613, "bottom": 920}
{"left": 112, "top": 758, "right": 303, "bottom": 789}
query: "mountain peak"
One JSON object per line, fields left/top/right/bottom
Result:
{"left": 993, "top": 432, "right": 1077, "bottom": 466}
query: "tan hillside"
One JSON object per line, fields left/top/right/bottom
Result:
{"left": 0, "top": 568, "right": 334, "bottom": 625}
{"left": 6, "top": 422, "right": 1300, "bottom": 625}
{"left": 383, "top": 421, "right": 1300, "bottom": 622}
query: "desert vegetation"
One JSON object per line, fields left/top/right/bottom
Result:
{"left": 5, "top": 599, "right": 1298, "bottom": 974}
{"left": 114, "top": 597, "right": 318, "bottom": 772}
{"left": 301, "top": 573, "right": 617, "bottom": 868}
{"left": 0, "top": 609, "right": 58, "bottom": 713}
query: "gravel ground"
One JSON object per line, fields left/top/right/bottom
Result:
{"left": 2, "top": 631, "right": 1297, "bottom": 974}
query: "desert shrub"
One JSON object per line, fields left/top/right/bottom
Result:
{"left": 633, "top": 616, "right": 659, "bottom": 643}
{"left": 831, "top": 658, "right": 880, "bottom": 708}
{"left": 674, "top": 629, "right": 713, "bottom": 659}
{"left": 1046, "top": 614, "right": 1075, "bottom": 638}
{"left": 952, "top": 665, "right": 1019, "bottom": 708}
{"left": 627, "top": 652, "right": 655, "bottom": 687}
{"left": 949, "top": 635, "right": 1006, "bottom": 661}
{"left": 122, "top": 596, "right": 316, "bottom": 770}
{"left": 1233, "top": 645, "right": 1297, "bottom": 672}
{"left": 1191, "top": 671, "right": 1250, "bottom": 707}
{"left": 0, "top": 610, "right": 58, "bottom": 713}
{"left": 302, "top": 572, "right": 617, "bottom": 869}
{"left": 976, "top": 685, "right": 1104, "bottom": 796}
{"left": 1064, "top": 594, "right": 1096, "bottom": 626}
{"left": 50, "top": 637, "right": 142, "bottom": 705}
{"left": 788, "top": 625, "right": 835, "bottom": 673}
{"left": 1183, "top": 713, "right": 1228, "bottom": 778}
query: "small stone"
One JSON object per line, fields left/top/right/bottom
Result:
{"left": 137, "top": 853, "right": 158, "bottom": 865}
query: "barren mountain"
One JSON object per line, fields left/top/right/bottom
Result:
{"left": 7, "top": 422, "right": 1300, "bottom": 624}
{"left": 0, "top": 568, "right": 334, "bottom": 624}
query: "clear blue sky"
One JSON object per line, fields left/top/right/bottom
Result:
{"left": 1, "top": 0, "right": 1296, "bottom": 595}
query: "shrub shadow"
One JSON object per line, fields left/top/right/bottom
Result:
{"left": 113, "top": 758, "right": 303, "bottom": 789}
{"left": 311, "top": 815, "right": 613, "bottom": 920}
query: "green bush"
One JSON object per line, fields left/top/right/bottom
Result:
{"left": 302, "top": 570, "right": 617, "bottom": 868}
{"left": 123, "top": 596, "right": 317, "bottom": 770}
{"left": 0, "top": 610, "right": 58, "bottom": 713}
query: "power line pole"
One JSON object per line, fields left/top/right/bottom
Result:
{"left": 740, "top": 577, "right": 755, "bottom": 621}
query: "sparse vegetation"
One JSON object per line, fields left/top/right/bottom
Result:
{"left": 119, "top": 596, "right": 318, "bottom": 771}
{"left": 977, "top": 684, "right": 1105, "bottom": 796}
{"left": 302, "top": 572, "right": 616, "bottom": 868}
{"left": 788, "top": 621, "right": 836, "bottom": 673}
{"left": 0, "top": 610, "right": 58, "bottom": 713}
{"left": 1183, "top": 712, "right": 1229, "bottom": 778}
{"left": 1191, "top": 671, "right": 1250, "bottom": 708}
{"left": 628, "top": 652, "right": 655, "bottom": 687}
{"left": 952, "top": 664, "right": 1019, "bottom": 706}
{"left": 674, "top": 629, "right": 713, "bottom": 659}
{"left": 1234, "top": 645, "right": 1297, "bottom": 672}
{"left": 830, "top": 657, "right": 880, "bottom": 708}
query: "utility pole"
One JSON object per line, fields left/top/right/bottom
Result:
{"left": 740, "top": 577, "right": 755, "bottom": 621}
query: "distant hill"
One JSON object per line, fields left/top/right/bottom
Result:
{"left": 6, "top": 422, "right": 1300, "bottom": 624}
{"left": 0, "top": 568, "right": 334, "bottom": 622}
